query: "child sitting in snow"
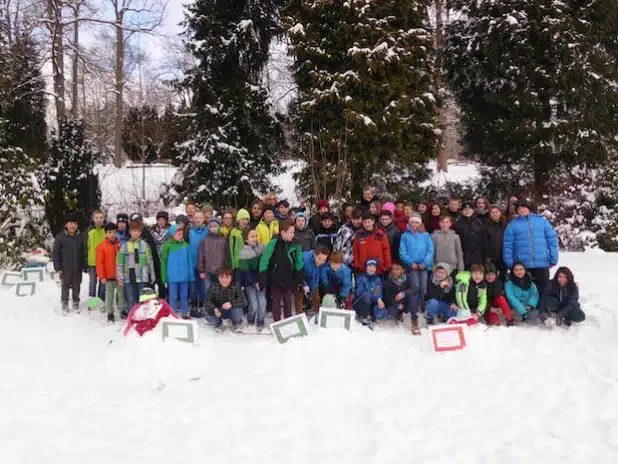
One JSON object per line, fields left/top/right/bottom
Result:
{"left": 425, "top": 262, "right": 458, "bottom": 324}
{"left": 205, "top": 267, "right": 248, "bottom": 331}
{"left": 354, "top": 258, "right": 385, "bottom": 325}
{"left": 484, "top": 261, "right": 514, "bottom": 326}
{"left": 320, "top": 251, "right": 353, "bottom": 309}
{"left": 123, "top": 287, "right": 178, "bottom": 336}
{"left": 383, "top": 261, "right": 422, "bottom": 334}
{"left": 540, "top": 266, "right": 586, "bottom": 326}
{"left": 453, "top": 264, "right": 488, "bottom": 325}
{"left": 505, "top": 262, "right": 540, "bottom": 323}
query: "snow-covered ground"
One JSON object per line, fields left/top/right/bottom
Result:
{"left": 97, "top": 159, "right": 478, "bottom": 217}
{"left": 1, "top": 252, "right": 616, "bottom": 463}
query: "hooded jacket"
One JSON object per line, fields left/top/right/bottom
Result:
{"left": 485, "top": 219, "right": 506, "bottom": 269}
{"left": 53, "top": 230, "right": 87, "bottom": 274}
{"left": 541, "top": 280, "right": 580, "bottom": 317}
{"left": 355, "top": 273, "right": 383, "bottom": 301}
{"left": 503, "top": 214, "right": 559, "bottom": 269}
{"left": 161, "top": 239, "right": 195, "bottom": 284}
{"left": 353, "top": 228, "right": 392, "bottom": 275}
{"left": 425, "top": 263, "right": 456, "bottom": 303}
{"left": 197, "top": 233, "right": 230, "bottom": 275}
{"left": 87, "top": 225, "right": 106, "bottom": 266}
{"left": 294, "top": 221, "right": 316, "bottom": 252}
{"left": 228, "top": 227, "right": 248, "bottom": 269}
{"left": 302, "top": 250, "right": 325, "bottom": 291}
{"left": 455, "top": 271, "right": 488, "bottom": 315}
{"left": 237, "top": 242, "right": 265, "bottom": 286}
{"left": 431, "top": 229, "right": 464, "bottom": 273}
{"left": 188, "top": 225, "right": 209, "bottom": 268}
{"left": 96, "top": 237, "right": 120, "bottom": 280}
{"left": 258, "top": 237, "right": 303, "bottom": 290}
{"left": 256, "top": 219, "right": 279, "bottom": 245}
{"left": 399, "top": 227, "right": 434, "bottom": 270}
{"left": 394, "top": 211, "right": 409, "bottom": 233}
{"left": 320, "top": 262, "right": 353, "bottom": 298}
{"left": 380, "top": 222, "right": 402, "bottom": 263}
{"left": 454, "top": 215, "right": 486, "bottom": 269}
{"left": 505, "top": 273, "right": 539, "bottom": 315}
{"left": 334, "top": 222, "right": 358, "bottom": 267}
{"left": 116, "top": 238, "right": 155, "bottom": 284}
{"left": 383, "top": 272, "right": 414, "bottom": 308}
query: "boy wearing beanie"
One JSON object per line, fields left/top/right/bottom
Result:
{"left": 96, "top": 223, "right": 126, "bottom": 322}
{"left": 354, "top": 258, "right": 385, "bottom": 326}
{"left": 294, "top": 211, "right": 316, "bottom": 252}
{"left": 229, "top": 209, "right": 251, "bottom": 270}
{"left": 53, "top": 214, "right": 87, "bottom": 313}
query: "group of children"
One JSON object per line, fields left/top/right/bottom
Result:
{"left": 51, "top": 191, "right": 585, "bottom": 335}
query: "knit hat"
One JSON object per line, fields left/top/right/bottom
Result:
{"left": 263, "top": 205, "right": 275, "bottom": 214}
{"left": 130, "top": 213, "right": 143, "bottom": 223}
{"left": 236, "top": 208, "right": 250, "bottom": 222}
{"left": 201, "top": 202, "right": 214, "bottom": 213}
{"left": 516, "top": 199, "right": 532, "bottom": 211}
{"left": 410, "top": 212, "right": 423, "bottom": 223}
{"left": 175, "top": 214, "right": 190, "bottom": 224}
{"left": 321, "top": 212, "right": 335, "bottom": 221}
{"left": 116, "top": 213, "right": 129, "bottom": 223}
{"left": 382, "top": 202, "right": 396, "bottom": 215}
{"left": 366, "top": 258, "right": 379, "bottom": 269}
{"left": 156, "top": 211, "right": 169, "bottom": 221}
{"left": 65, "top": 213, "right": 79, "bottom": 224}
{"left": 295, "top": 211, "right": 306, "bottom": 218}
{"left": 139, "top": 287, "right": 157, "bottom": 303}
{"left": 208, "top": 218, "right": 222, "bottom": 228}
{"left": 104, "top": 222, "right": 117, "bottom": 232}
{"left": 317, "top": 200, "right": 329, "bottom": 210}
{"left": 434, "top": 262, "right": 452, "bottom": 275}
{"left": 485, "top": 260, "right": 497, "bottom": 275}
{"left": 461, "top": 202, "right": 474, "bottom": 211}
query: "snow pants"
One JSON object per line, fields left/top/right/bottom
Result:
{"left": 485, "top": 296, "right": 513, "bottom": 325}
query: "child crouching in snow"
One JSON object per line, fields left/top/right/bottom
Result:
{"left": 425, "top": 263, "right": 458, "bottom": 324}
{"left": 320, "top": 251, "right": 353, "bottom": 309}
{"left": 354, "top": 258, "right": 385, "bottom": 325}
{"left": 505, "top": 262, "right": 540, "bottom": 323}
{"left": 205, "top": 267, "right": 248, "bottom": 331}
{"left": 383, "top": 261, "right": 422, "bottom": 334}
{"left": 540, "top": 267, "right": 585, "bottom": 326}
{"left": 484, "top": 261, "right": 514, "bottom": 326}
{"left": 452, "top": 264, "right": 488, "bottom": 325}
{"left": 123, "top": 287, "right": 178, "bottom": 336}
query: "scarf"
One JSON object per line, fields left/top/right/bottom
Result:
{"left": 510, "top": 273, "right": 532, "bottom": 290}
{"left": 431, "top": 274, "right": 453, "bottom": 293}
{"left": 389, "top": 272, "right": 407, "bottom": 287}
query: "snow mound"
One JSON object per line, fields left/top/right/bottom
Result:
{"left": 1, "top": 252, "right": 617, "bottom": 462}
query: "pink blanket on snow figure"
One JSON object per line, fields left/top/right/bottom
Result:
{"left": 123, "top": 298, "right": 179, "bottom": 336}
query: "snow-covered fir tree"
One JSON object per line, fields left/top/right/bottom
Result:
{"left": 173, "top": 0, "right": 284, "bottom": 209}
{"left": 0, "top": 31, "right": 48, "bottom": 265}
{"left": 444, "top": 0, "right": 618, "bottom": 197}
{"left": 40, "top": 119, "right": 102, "bottom": 235}
{"left": 286, "top": 0, "right": 437, "bottom": 200}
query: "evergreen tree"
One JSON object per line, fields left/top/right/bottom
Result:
{"left": 444, "top": 0, "right": 618, "bottom": 196}
{"left": 173, "top": 0, "right": 284, "bottom": 209}
{"left": 40, "top": 119, "right": 102, "bottom": 235}
{"left": 285, "top": 0, "right": 437, "bottom": 201}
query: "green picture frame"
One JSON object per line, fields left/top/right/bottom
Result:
{"left": 318, "top": 308, "right": 354, "bottom": 331}
{"left": 161, "top": 318, "right": 198, "bottom": 344}
{"left": 270, "top": 314, "right": 310, "bottom": 344}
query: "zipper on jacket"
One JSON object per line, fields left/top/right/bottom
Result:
{"left": 526, "top": 217, "right": 535, "bottom": 268}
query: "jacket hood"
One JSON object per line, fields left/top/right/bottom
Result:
{"left": 434, "top": 261, "right": 452, "bottom": 275}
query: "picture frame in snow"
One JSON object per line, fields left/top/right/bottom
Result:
{"left": 270, "top": 314, "right": 310, "bottom": 344}
{"left": 161, "top": 318, "right": 198, "bottom": 344}
{"left": 21, "top": 267, "right": 45, "bottom": 283}
{"left": 318, "top": 307, "right": 354, "bottom": 331}
{"left": 14, "top": 282, "right": 37, "bottom": 297}
{"left": 1, "top": 271, "right": 23, "bottom": 288}
{"left": 429, "top": 324, "right": 467, "bottom": 353}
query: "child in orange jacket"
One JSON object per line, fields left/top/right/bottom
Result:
{"left": 96, "top": 223, "right": 126, "bottom": 322}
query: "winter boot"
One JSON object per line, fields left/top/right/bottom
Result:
{"left": 506, "top": 318, "right": 516, "bottom": 327}
{"left": 61, "top": 301, "right": 69, "bottom": 315}
{"left": 411, "top": 319, "right": 421, "bottom": 336}
{"left": 182, "top": 313, "right": 191, "bottom": 320}
{"left": 72, "top": 301, "right": 80, "bottom": 313}
{"left": 107, "top": 313, "right": 115, "bottom": 323}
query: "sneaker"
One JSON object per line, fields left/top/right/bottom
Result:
{"left": 121, "top": 310, "right": 129, "bottom": 320}
{"left": 181, "top": 313, "right": 191, "bottom": 320}
{"left": 61, "top": 302, "right": 69, "bottom": 315}
{"left": 72, "top": 301, "right": 80, "bottom": 313}
{"left": 107, "top": 313, "right": 115, "bottom": 323}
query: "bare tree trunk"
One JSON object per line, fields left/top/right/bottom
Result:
{"left": 71, "top": 1, "right": 80, "bottom": 118}
{"left": 114, "top": 13, "right": 124, "bottom": 167}
{"left": 434, "top": 0, "right": 448, "bottom": 172}
{"left": 48, "top": 0, "right": 66, "bottom": 123}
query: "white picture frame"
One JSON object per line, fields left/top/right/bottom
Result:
{"left": 318, "top": 307, "right": 354, "bottom": 331}
{"left": 21, "top": 267, "right": 45, "bottom": 283}
{"left": 429, "top": 324, "right": 467, "bottom": 353}
{"left": 161, "top": 318, "right": 198, "bottom": 344}
{"left": 270, "top": 314, "right": 310, "bottom": 344}
{"left": 14, "top": 282, "right": 37, "bottom": 297}
{"left": 1, "top": 271, "right": 23, "bottom": 288}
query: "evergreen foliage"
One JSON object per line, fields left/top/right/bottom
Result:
{"left": 444, "top": 0, "right": 618, "bottom": 196}
{"left": 285, "top": 0, "right": 438, "bottom": 201}
{"left": 172, "top": 0, "right": 284, "bottom": 209}
{"left": 40, "top": 119, "right": 102, "bottom": 235}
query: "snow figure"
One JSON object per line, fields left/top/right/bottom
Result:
{"left": 123, "top": 287, "right": 179, "bottom": 336}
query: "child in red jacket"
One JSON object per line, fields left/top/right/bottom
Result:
{"left": 353, "top": 213, "right": 392, "bottom": 275}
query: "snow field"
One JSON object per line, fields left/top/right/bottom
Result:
{"left": 1, "top": 252, "right": 616, "bottom": 463}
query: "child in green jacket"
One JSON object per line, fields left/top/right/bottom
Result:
{"left": 88, "top": 209, "right": 106, "bottom": 301}
{"left": 454, "top": 263, "right": 488, "bottom": 323}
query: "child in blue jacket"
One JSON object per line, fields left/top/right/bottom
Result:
{"left": 399, "top": 213, "right": 434, "bottom": 300}
{"left": 188, "top": 211, "right": 209, "bottom": 311}
{"left": 300, "top": 246, "right": 329, "bottom": 314}
{"left": 505, "top": 262, "right": 539, "bottom": 322}
{"left": 161, "top": 227, "right": 195, "bottom": 318}
{"left": 320, "top": 251, "right": 353, "bottom": 308}
{"left": 354, "top": 258, "right": 385, "bottom": 324}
